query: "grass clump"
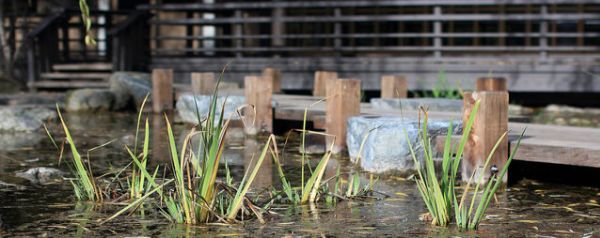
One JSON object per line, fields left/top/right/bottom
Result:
{"left": 408, "top": 101, "right": 525, "bottom": 229}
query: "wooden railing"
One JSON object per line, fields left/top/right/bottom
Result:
{"left": 109, "top": 10, "right": 152, "bottom": 71}
{"left": 141, "top": 0, "right": 600, "bottom": 60}
{"left": 26, "top": 10, "right": 66, "bottom": 87}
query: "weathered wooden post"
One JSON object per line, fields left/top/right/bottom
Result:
{"left": 326, "top": 79, "right": 361, "bottom": 154}
{"left": 313, "top": 71, "right": 338, "bottom": 97}
{"left": 262, "top": 68, "right": 281, "bottom": 93}
{"left": 191, "top": 72, "right": 215, "bottom": 95}
{"left": 380, "top": 75, "right": 408, "bottom": 98}
{"left": 476, "top": 77, "right": 507, "bottom": 91}
{"left": 152, "top": 68, "right": 174, "bottom": 113}
{"left": 244, "top": 75, "right": 273, "bottom": 135}
{"left": 462, "top": 91, "right": 509, "bottom": 182}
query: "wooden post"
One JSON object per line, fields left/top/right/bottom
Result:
{"left": 380, "top": 75, "right": 408, "bottom": 98}
{"left": 244, "top": 76, "right": 273, "bottom": 135}
{"left": 262, "top": 68, "right": 281, "bottom": 93}
{"left": 476, "top": 77, "right": 507, "bottom": 91}
{"left": 313, "top": 71, "right": 338, "bottom": 97}
{"left": 326, "top": 79, "right": 361, "bottom": 154}
{"left": 152, "top": 69, "right": 174, "bottom": 113}
{"left": 191, "top": 72, "right": 215, "bottom": 95}
{"left": 462, "top": 91, "right": 509, "bottom": 182}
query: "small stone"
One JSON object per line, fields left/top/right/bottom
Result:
{"left": 0, "top": 106, "right": 56, "bottom": 132}
{"left": 66, "top": 89, "right": 115, "bottom": 112}
{"left": 109, "top": 71, "right": 151, "bottom": 110}
{"left": 15, "top": 167, "right": 65, "bottom": 184}
{"left": 176, "top": 94, "right": 245, "bottom": 125}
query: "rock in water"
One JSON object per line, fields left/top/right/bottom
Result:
{"left": 15, "top": 167, "right": 65, "bottom": 184}
{"left": 109, "top": 72, "right": 151, "bottom": 110}
{"left": 370, "top": 98, "right": 463, "bottom": 113}
{"left": 66, "top": 89, "right": 115, "bottom": 112}
{"left": 346, "top": 115, "right": 461, "bottom": 174}
{"left": 0, "top": 106, "right": 56, "bottom": 132}
{"left": 176, "top": 94, "right": 245, "bottom": 125}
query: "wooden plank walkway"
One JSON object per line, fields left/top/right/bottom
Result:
{"left": 270, "top": 94, "right": 600, "bottom": 169}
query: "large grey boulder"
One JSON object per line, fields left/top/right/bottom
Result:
{"left": 347, "top": 115, "right": 461, "bottom": 174}
{"left": 109, "top": 72, "right": 151, "bottom": 110}
{"left": 176, "top": 94, "right": 245, "bottom": 125}
{"left": 65, "top": 89, "right": 115, "bottom": 112}
{"left": 0, "top": 106, "right": 56, "bottom": 132}
{"left": 370, "top": 98, "right": 463, "bottom": 113}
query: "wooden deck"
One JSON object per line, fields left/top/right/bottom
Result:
{"left": 268, "top": 94, "right": 600, "bottom": 169}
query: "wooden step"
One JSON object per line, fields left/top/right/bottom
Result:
{"left": 31, "top": 80, "right": 109, "bottom": 89}
{"left": 52, "top": 63, "right": 113, "bottom": 71}
{"left": 40, "top": 72, "right": 112, "bottom": 80}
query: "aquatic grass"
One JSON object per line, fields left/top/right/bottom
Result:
{"left": 455, "top": 129, "right": 526, "bottom": 230}
{"left": 406, "top": 101, "right": 480, "bottom": 226}
{"left": 55, "top": 105, "right": 101, "bottom": 201}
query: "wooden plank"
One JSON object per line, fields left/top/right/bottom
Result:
{"left": 462, "top": 91, "right": 509, "bottom": 182}
{"left": 244, "top": 75, "right": 273, "bottom": 135}
{"left": 380, "top": 75, "right": 407, "bottom": 98}
{"left": 31, "top": 80, "right": 109, "bottom": 89}
{"left": 262, "top": 68, "right": 282, "bottom": 93}
{"left": 191, "top": 72, "right": 215, "bottom": 95}
{"left": 152, "top": 68, "right": 174, "bottom": 113}
{"left": 313, "top": 71, "right": 338, "bottom": 97}
{"left": 52, "top": 63, "right": 113, "bottom": 71}
{"left": 326, "top": 79, "right": 361, "bottom": 154}
{"left": 476, "top": 77, "right": 507, "bottom": 91}
{"left": 40, "top": 72, "right": 112, "bottom": 80}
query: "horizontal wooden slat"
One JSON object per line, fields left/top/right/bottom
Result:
{"left": 40, "top": 72, "right": 112, "bottom": 80}
{"left": 150, "top": 13, "right": 600, "bottom": 25}
{"left": 30, "top": 80, "right": 109, "bottom": 89}
{"left": 140, "top": 1, "right": 600, "bottom": 11}
{"left": 52, "top": 63, "right": 113, "bottom": 71}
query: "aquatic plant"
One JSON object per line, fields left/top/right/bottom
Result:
{"left": 52, "top": 106, "right": 103, "bottom": 201}
{"left": 406, "top": 101, "right": 480, "bottom": 226}
{"left": 416, "top": 69, "right": 463, "bottom": 99}
{"left": 408, "top": 101, "right": 526, "bottom": 229}
{"left": 455, "top": 130, "right": 525, "bottom": 230}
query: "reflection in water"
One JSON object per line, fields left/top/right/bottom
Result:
{"left": 0, "top": 112, "right": 598, "bottom": 237}
{"left": 243, "top": 138, "right": 272, "bottom": 190}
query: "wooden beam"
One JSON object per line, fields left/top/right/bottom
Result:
{"left": 262, "top": 67, "right": 282, "bottom": 93}
{"left": 152, "top": 68, "right": 174, "bottom": 113}
{"left": 244, "top": 75, "right": 273, "bottom": 135}
{"left": 462, "top": 91, "right": 509, "bottom": 182}
{"left": 326, "top": 79, "right": 361, "bottom": 154}
{"left": 313, "top": 71, "right": 338, "bottom": 97}
{"left": 191, "top": 72, "right": 215, "bottom": 95}
{"left": 476, "top": 77, "right": 507, "bottom": 91}
{"left": 380, "top": 75, "right": 408, "bottom": 98}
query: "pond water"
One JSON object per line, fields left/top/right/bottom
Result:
{"left": 0, "top": 112, "right": 599, "bottom": 237}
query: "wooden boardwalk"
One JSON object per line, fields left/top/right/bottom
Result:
{"left": 270, "top": 94, "right": 600, "bottom": 169}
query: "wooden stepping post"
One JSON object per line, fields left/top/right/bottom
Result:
{"left": 191, "top": 72, "right": 215, "bottom": 95}
{"left": 462, "top": 91, "right": 509, "bottom": 182}
{"left": 152, "top": 68, "right": 174, "bottom": 113}
{"left": 262, "top": 67, "right": 281, "bottom": 93}
{"left": 476, "top": 77, "right": 507, "bottom": 91}
{"left": 244, "top": 75, "right": 273, "bottom": 135}
{"left": 326, "top": 79, "right": 361, "bottom": 154}
{"left": 380, "top": 75, "right": 407, "bottom": 98}
{"left": 313, "top": 71, "right": 338, "bottom": 97}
